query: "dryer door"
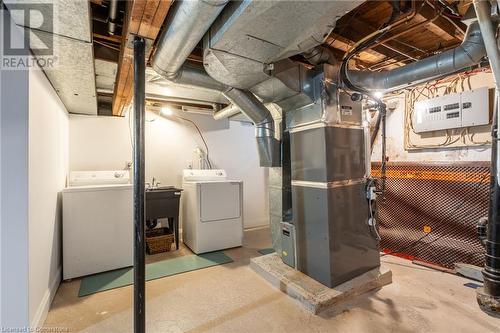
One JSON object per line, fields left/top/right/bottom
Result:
{"left": 199, "top": 182, "right": 241, "bottom": 222}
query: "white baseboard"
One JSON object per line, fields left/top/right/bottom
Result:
{"left": 31, "top": 266, "right": 61, "bottom": 329}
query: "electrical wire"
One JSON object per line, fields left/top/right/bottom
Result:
{"left": 404, "top": 69, "right": 492, "bottom": 149}
{"left": 381, "top": 172, "right": 488, "bottom": 257}
{"left": 168, "top": 113, "right": 213, "bottom": 169}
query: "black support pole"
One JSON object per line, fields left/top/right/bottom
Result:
{"left": 133, "top": 36, "right": 146, "bottom": 333}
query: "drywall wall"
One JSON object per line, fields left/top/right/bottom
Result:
{"left": 0, "top": 11, "right": 30, "bottom": 329}
{"left": 372, "top": 71, "right": 494, "bottom": 162}
{"left": 28, "top": 66, "right": 68, "bottom": 327}
{"left": 69, "top": 111, "right": 269, "bottom": 228}
{"left": 0, "top": 10, "right": 30, "bottom": 329}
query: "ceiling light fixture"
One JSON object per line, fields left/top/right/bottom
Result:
{"left": 160, "top": 106, "right": 173, "bottom": 116}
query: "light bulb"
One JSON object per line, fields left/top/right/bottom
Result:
{"left": 161, "top": 107, "right": 173, "bottom": 116}
{"left": 374, "top": 91, "right": 384, "bottom": 99}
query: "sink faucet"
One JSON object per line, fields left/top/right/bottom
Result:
{"left": 148, "top": 177, "right": 160, "bottom": 189}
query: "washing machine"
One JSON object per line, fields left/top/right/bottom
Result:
{"left": 62, "top": 170, "right": 133, "bottom": 279}
{"left": 181, "top": 169, "right": 243, "bottom": 254}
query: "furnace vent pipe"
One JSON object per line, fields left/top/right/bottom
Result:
{"left": 223, "top": 88, "right": 280, "bottom": 167}
{"left": 151, "top": 0, "right": 229, "bottom": 79}
{"left": 168, "top": 64, "right": 227, "bottom": 91}
{"left": 107, "top": 0, "right": 118, "bottom": 35}
{"left": 473, "top": 0, "right": 500, "bottom": 315}
{"left": 151, "top": 0, "right": 278, "bottom": 167}
{"left": 346, "top": 22, "right": 487, "bottom": 91}
{"left": 213, "top": 103, "right": 240, "bottom": 120}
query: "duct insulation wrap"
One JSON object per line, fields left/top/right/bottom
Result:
{"left": 151, "top": 0, "right": 229, "bottom": 79}
{"left": 203, "top": 0, "right": 363, "bottom": 89}
{"left": 346, "top": 22, "right": 486, "bottom": 92}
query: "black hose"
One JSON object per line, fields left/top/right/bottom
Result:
{"left": 383, "top": 1, "right": 402, "bottom": 28}
{"left": 485, "top": 91, "right": 500, "bottom": 296}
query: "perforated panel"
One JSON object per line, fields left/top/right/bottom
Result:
{"left": 372, "top": 162, "right": 489, "bottom": 268}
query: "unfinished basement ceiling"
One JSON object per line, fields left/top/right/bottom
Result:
{"left": 329, "top": 0, "right": 468, "bottom": 71}
{"left": 6, "top": 0, "right": 98, "bottom": 115}
{"left": 87, "top": 0, "right": 475, "bottom": 117}
{"left": 95, "top": 59, "right": 117, "bottom": 93}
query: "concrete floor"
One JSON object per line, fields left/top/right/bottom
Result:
{"left": 44, "top": 227, "right": 500, "bottom": 332}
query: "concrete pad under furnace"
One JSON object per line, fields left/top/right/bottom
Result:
{"left": 250, "top": 253, "right": 392, "bottom": 314}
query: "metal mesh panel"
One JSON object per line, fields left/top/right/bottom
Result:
{"left": 372, "top": 162, "right": 489, "bottom": 268}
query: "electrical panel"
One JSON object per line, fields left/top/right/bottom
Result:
{"left": 413, "top": 87, "right": 489, "bottom": 133}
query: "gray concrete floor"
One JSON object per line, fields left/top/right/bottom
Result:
{"left": 44, "top": 227, "right": 500, "bottom": 332}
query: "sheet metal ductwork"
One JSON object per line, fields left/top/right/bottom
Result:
{"left": 167, "top": 64, "right": 227, "bottom": 92}
{"left": 213, "top": 104, "right": 241, "bottom": 120}
{"left": 151, "top": 0, "right": 284, "bottom": 167}
{"left": 346, "top": 22, "right": 486, "bottom": 91}
{"left": 203, "top": 0, "right": 362, "bottom": 90}
{"left": 151, "top": 0, "right": 229, "bottom": 80}
{"left": 107, "top": 0, "right": 118, "bottom": 35}
{"left": 224, "top": 88, "right": 281, "bottom": 166}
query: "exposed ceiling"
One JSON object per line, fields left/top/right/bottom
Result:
{"left": 88, "top": 0, "right": 475, "bottom": 117}
{"left": 6, "top": 0, "right": 98, "bottom": 115}
{"left": 327, "top": 0, "right": 470, "bottom": 71}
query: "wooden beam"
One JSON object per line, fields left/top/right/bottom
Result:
{"left": 325, "top": 34, "right": 386, "bottom": 64}
{"left": 331, "top": 17, "right": 412, "bottom": 68}
{"left": 416, "top": 3, "right": 466, "bottom": 41}
{"left": 350, "top": 16, "right": 423, "bottom": 62}
{"left": 112, "top": 0, "right": 173, "bottom": 116}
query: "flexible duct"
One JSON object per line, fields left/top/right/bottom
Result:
{"left": 151, "top": 0, "right": 229, "bottom": 79}
{"left": 346, "top": 22, "right": 487, "bottom": 91}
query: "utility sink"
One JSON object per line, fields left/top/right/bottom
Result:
{"left": 145, "top": 186, "right": 183, "bottom": 250}
{"left": 146, "top": 185, "right": 175, "bottom": 192}
{"left": 145, "top": 187, "right": 182, "bottom": 220}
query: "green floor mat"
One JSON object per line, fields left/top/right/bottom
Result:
{"left": 78, "top": 251, "right": 233, "bottom": 297}
{"left": 258, "top": 248, "right": 275, "bottom": 255}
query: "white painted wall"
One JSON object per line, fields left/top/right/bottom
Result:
{"left": 69, "top": 111, "right": 269, "bottom": 228}
{"left": 28, "top": 67, "right": 68, "bottom": 327}
{"left": 0, "top": 11, "right": 30, "bottom": 329}
{"left": 372, "top": 72, "right": 494, "bottom": 162}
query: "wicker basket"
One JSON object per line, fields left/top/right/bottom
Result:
{"left": 145, "top": 227, "right": 174, "bottom": 254}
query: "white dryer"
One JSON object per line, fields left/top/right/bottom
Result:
{"left": 181, "top": 169, "right": 243, "bottom": 254}
{"left": 62, "top": 170, "right": 133, "bottom": 280}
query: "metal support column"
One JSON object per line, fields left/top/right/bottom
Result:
{"left": 133, "top": 36, "right": 146, "bottom": 333}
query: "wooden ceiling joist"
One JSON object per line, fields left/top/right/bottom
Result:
{"left": 415, "top": 2, "right": 466, "bottom": 41}
{"left": 112, "top": 0, "right": 173, "bottom": 116}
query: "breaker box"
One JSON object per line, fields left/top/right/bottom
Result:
{"left": 413, "top": 87, "right": 490, "bottom": 133}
